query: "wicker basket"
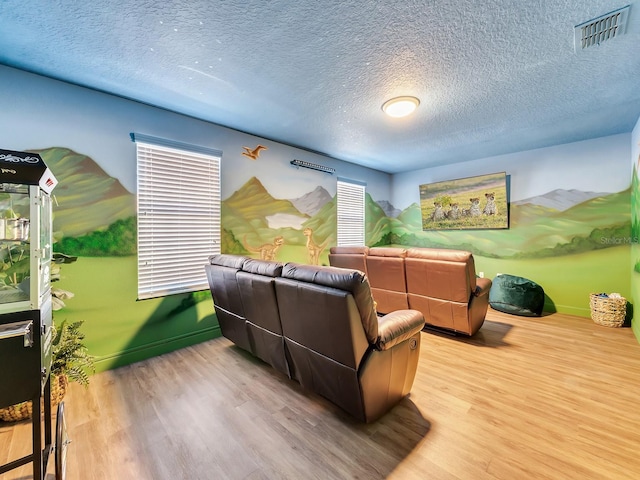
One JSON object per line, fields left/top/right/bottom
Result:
{"left": 589, "top": 293, "right": 626, "bottom": 328}
{"left": 0, "top": 374, "right": 68, "bottom": 422}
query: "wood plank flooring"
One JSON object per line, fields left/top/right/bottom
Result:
{"left": 2, "top": 309, "right": 640, "bottom": 479}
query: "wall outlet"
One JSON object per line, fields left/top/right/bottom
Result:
{"left": 478, "top": 272, "right": 484, "bottom": 278}
{"left": 497, "top": 273, "right": 502, "bottom": 276}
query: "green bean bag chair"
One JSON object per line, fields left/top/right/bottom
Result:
{"left": 489, "top": 274, "right": 544, "bottom": 317}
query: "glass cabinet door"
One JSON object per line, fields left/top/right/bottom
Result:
{"left": 0, "top": 184, "right": 31, "bottom": 308}
{"left": 0, "top": 183, "right": 53, "bottom": 313}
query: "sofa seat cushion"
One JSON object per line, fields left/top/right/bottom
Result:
{"left": 489, "top": 274, "right": 544, "bottom": 317}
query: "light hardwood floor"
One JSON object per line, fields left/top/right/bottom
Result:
{"left": 2, "top": 309, "right": 640, "bottom": 480}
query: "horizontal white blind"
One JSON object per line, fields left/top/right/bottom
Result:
{"left": 136, "top": 141, "right": 221, "bottom": 299}
{"left": 337, "top": 179, "right": 365, "bottom": 246}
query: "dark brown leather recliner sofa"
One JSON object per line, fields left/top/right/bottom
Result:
{"left": 205, "top": 254, "right": 425, "bottom": 423}
{"left": 329, "top": 246, "right": 492, "bottom": 336}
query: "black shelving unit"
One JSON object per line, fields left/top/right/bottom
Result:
{"left": 0, "top": 306, "right": 66, "bottom": 479}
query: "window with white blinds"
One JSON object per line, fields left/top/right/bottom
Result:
{"left": 135, "top": 138, "right": 221, "bottom": 299}
{"left": 337, "top": 178, "right": 366, "bottom": 246}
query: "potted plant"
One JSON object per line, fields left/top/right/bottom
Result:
{"left": 51, "top": 320, "right": 94, "bottom": 387}
{"left": 0, "top": 320, "right": 95, "bottom": 422}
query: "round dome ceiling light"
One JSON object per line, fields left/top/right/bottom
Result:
{"left": 382, "top": 96, "right": 420, "bottom": 118}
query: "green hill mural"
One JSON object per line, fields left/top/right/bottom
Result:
{"left": 33, "top": 147, "right": 135, "bottom": 239}
{"left": 365, "top": 193, "right": 391, "bottom": 245}
{"left": 633, "top": 163, "right": 640, "bottom": 255}
{"left": 633, "top": 162, "right": 640, "bottom": 340}
{"left": 221, "top": 177, "right": 337, "bottom": 263}
{"left": 224, "top": 176, "right": 303, "bottom": 223}
{"left": 301, "top": 195, "right": 335, "bottom": 245}
{"left": 378, "top": 188, "right": 630, "bottom": 259}
{"left": 221, "top": 177, "right": 395, "bottom": 263}
{"left": 222, "top": 177, "right": 311, "bottom": 251}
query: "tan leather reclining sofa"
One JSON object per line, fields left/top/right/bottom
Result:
{"left": 205, "top": 254, "right": 425, "bottom": 423}
{"left": 329, "top": 246, "right": 492, "bottom": 336}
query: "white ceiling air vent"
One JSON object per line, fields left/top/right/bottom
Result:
{"left": 574, "top": 5, "right": 630, "bottom": 52}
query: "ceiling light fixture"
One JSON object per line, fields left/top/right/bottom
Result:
{"left": 382, "top": 96, "right": 420, "bottom": 118}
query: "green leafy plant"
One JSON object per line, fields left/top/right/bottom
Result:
{"left": 51, "top": 320, "right": 95, "bottom": 387}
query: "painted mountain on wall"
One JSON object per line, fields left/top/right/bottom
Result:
{"left": 512, "top": 189, "right": 607, "bottom": 212}
{"left": 290, "top": 186, "right": 332, "bottom": 216}
{"left": 222, "top": 177, "right": 341, "bottom": 251}
{"left": 28, "top": 148, "right": 626, "bottom": 264}
{"left": 221, "top": 177, "right": 391, "bottom": 257}
{"left": 263, "top": 186, "right": 333, "bottom": 230}
{"left": 632, "top": 164, "right": 640, "bottom": 274}
{"left": 33, "top": 147, "right": 135, "bottom": 238}
{"left": 222, "top": 177, "right": 313, "bottom": 249}
{"left": 377, "top": 200, "right": 401, "bottom": 218}
{"left": 382, "top": 188, "right": 630, "bottom": 258}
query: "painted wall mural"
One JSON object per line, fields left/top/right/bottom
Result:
{"left": 3, "top": 65, "right": 637, "bottom": 369}
{"left": 378, "top": 187, "right": 631, "bottom": 316}
{"left": 631, "top": 117, "right": 640, "bottom": 341}
{"left": 18, "top": 144, "right": 638, "bottom": 368}
{"left": 389, "top": 135, "right": 633, "bottom": 318}
{"left": 16, "top": 145, "right": 394, "bottom": 373}
{"left": 27, "top": 146, "right": 218, "bottom": 372}
{"left": 222, "top": 150, "right": 632, "bottom": 321}
{"left": 0, "top": 65, "right": 396, "bottom": 371}
{"left": 35, "top": 147, "right": 136, "bottom": 249}
{"left": 384, "top": 188, "right": 629, "bottom": 258}
{"left": 222, "top": 158, "right": 632, "bottom": 320}
{"left": 220, "top": 175, "right": 392, "bottom": 265}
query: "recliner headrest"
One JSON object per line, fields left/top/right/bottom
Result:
{"left": 329, "top": 246, "right": 369, "bottom": 255}
{"left": 208, "top": 254, "right": 247, "bottom": 269}
{"left": 242, "top": 258, "right": 283, "bottom": 277}
{"left": 282, "top": 263, "right": 367, "bottom": 292}
{"left": 406, "top": 248, "right": 472, "bottom": 263}
{"left": 368, "top": 247, "right": 407, "bottom": 258}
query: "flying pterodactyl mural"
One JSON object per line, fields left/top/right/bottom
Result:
{"left": 242, "top": 145, "right": 268, "bottom": 160}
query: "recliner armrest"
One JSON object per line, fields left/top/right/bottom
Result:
{"left": 474, "top": 277, "right": 492, "bottom": 297}
{"left": 376, "top": 310, "right": 425, "bottom": 351}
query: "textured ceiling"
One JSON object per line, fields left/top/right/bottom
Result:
{"left": 1, "top": 1, "right": 639, "bottom": 173}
